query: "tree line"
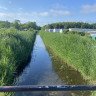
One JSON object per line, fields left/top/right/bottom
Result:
{"left": 41, "top": 22, "right": 96, "bottom": 30}
{"left": 0, "top": 20, "right": 41, "bottom": 30}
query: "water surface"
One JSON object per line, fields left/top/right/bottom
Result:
{"left": 15, "top": 34, "right": 91, "bottom": 96}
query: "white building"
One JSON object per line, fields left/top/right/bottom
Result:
{"left": 45, "top": 29, "right": 49, "bottom": 32}
{"left": 69, "top": 28, "right": 96, "bottom": 33}
{"left": 53, "top": 29, "right": 61, "bottom": 33}
{"left": 90, "top": 32, "right": 96, "bottom": 36}
{"left": 45, "top": 29, "right": 68, "bottom": 33}
{"left": 49, "top": 29, "right": 54, "bottom": 32}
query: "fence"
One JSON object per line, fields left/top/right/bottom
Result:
{"left": 0, "top": 85, "right": 96, "bottom": 92}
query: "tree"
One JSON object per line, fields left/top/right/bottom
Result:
{"left": 81, "top": 23, "right": 89, "bottom": 28}
{"left": 26, "top": 22, "right": 37, "bottom": 29}
{"left": 14, "top": 20, "right": 21, "bottom": 30}
{"left": 0, "top": 21, "right": 10, "bottom": 28}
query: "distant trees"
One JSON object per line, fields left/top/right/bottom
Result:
{"left": 27, "top": 22, "right": 37, "bottom": 29}
{"left": 14, "top": 20, "right": 21, "bottom": 30}
{"left": 42, "top": 22, "right": 96, "bottom": 30}
{"left": 81, "top": 23, "right": 90, "bottom": 28}
{"left": 0, "top": 21, "right": 10, "bottom": 28}
{"left": 18, "top": 21, "right": 41, "bottom": 30}
{"left": 92, "top": 23, "right": 96, "bottom": 29}
{"left": 1, "top": 20, "right": 96, "bottom": 31}
{"left": 0, "top": 20, "right": 41, "bottom": 31}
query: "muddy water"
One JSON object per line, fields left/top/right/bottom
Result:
{"left": 15, "top": 34, "right": 92, "bottom": 96}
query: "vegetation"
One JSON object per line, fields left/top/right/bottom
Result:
{"left": 0, "top": 20, "right": 41, "bottom": 30}
{"left": 0, "top": 20, "right": 39, "bottom": 95}
{"left": 46, "top": 46, "right": 92, "bottom": 96}
{"left": 0, "top": 28, "right": 36, "bottom": 96}
{"left": 39, "top": 31, "right": 96, "bottom": 81}
{"left": 65, "top": 30, "right": 86, "bottom": 36}
{"left": 41, "top": 22, "right": 96, "bottom": 30}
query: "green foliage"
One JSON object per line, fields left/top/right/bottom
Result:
{"left": 14, "top": 20, "right": 21, "bottom": 30}
{"left": 63, "top": 30, "right": 69, "bottom": 34}
{"left": 39, "top": 31, "right": 96, "bottom": 80}
{"left": 0, "top": 28, "right": 36, "bottom": 87}
{"left": 0, "top": 21, "right": 10, "bottom": 28}
{"left": 81, "top": 23, "right": 91, "bottom": 28}
{"left": 78, "top": 32, "right": 85, "bottom": 36}
{"left": 42, "top": 22, "right": 95, "bottom": 30}
{"left": 26, "top": 22, "right": 37, "bottom": 29}
{"left": 0, "top": 20, "right": 41, "bottom": 31}
{"left": 29, "top": 28, "right": 34, "bottom": 31}
{"left": 67, "top": 31, "right": 78, "bottom": 34}
{"left": 67, "top": 31, "right": 85, "bottom": 36}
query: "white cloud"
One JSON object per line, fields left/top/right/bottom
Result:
{"left": 40, "top": 12, "right": 49, "bottom": 16}
{"left": 0, "top": 13, "right": 16, "bottom": 19}
{"left": 0, "top": 9, "right": 71, "bottom": 25}
{"left": 0, "top": 6, "right": 8, "bottom": 10}
{"left": 0, "top": 13, "right": 6, "bottom": 17}
{"left": 36, "top": 9, "right": 71, "bottom": 17}
{"left": 50, "top": 9, "right": 70, "bottom": 16}
{"left": 0, "top": 13, "right": 9, "bottom": 17}
{"left": 0, "top": 12, "right": 39, "bottom": 23}
{"left": 80, "top": 4, "right": 96, "bottom": 14}
{"left": 52, "top": 3, "right": 66, "bottom": 9}
{"left": 0, "top": 10, "right": 70, "bottom": 18}
{"left": 15, "top": 9, "right": 71, "bottom": 17}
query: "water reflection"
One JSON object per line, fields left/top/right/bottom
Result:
{"left": 15, "top": 35, "right": 72, "bottom": 96}
{"left": 15, "top": 34, "right": 92, "bottom": 96}
{"left": 46, "top": 46, "right": 92, "bottom": 96}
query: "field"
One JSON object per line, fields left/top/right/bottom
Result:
{"left": 0, "top": 28, "right": 36, "bottom": 87}
{"left": 39, "top": 31, "right": 96, "bottom": 82}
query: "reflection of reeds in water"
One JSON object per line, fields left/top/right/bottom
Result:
{"left": 39, "top": 31, "right": 96, "bottom": 81}
{"left": 45, "top": 45, "right": 92, "bottom": 96}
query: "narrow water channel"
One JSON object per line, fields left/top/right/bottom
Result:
{"left": 15, "top": 34, "right": 92, "bottom": 96}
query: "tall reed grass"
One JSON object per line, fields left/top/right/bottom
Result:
{"left": 39, "top": 31, "right": 96, "bottom": 81}
{"left": 0, "top": 28, "right": 36, "bottom": 86}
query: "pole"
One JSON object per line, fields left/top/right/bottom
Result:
{"left": 0, "top": 85, "right": 96, "bottom": 92}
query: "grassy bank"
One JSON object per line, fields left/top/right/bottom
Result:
{"left": 39, "top": 31, "right": 96, "bottom": 81}
{"left": 0, "top": 28, "right": 36, "bottom": 95}
{"left": 46, "top": 46, "right": 92, "bottom": 96}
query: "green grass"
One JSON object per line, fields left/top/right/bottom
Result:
{"left": 0, "top": 28, "right": 36, "bottom": 95}
{"left": 39, "top": 31, "right": 96, "bottom": 81}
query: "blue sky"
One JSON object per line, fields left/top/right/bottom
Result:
{"left": 0, "top": 0, "right": 96, "bottom": 26}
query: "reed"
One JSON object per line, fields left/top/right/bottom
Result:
{"left": 0, "top": 28, "right": 36, "bottom": 86}
{"left": 39, "top": 31, "right": 96, "bottom": 81}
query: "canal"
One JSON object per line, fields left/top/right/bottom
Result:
{"left": 15, "top": 34, "right": 91, "bottom": 96}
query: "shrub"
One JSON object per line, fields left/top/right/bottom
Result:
{"left": 39, "top": 31, "right": 96, "bottom": 80}
{"left": 78, "top": 32, "right": 85, "bottom": 36}
{"left": 63, "top": 30, "right": 69, "bottom": 34}
{"left": 0, "top": 28, "right": 36, "bottom": 86}
{"left": 67, "top": 31, "right": 78, "bottom": 34}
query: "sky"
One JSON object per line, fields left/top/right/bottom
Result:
{"left": 0, "top": 0, "right": 96, "bottom": 26}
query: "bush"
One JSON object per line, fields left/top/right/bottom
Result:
{"left": 67, "top": 31, "right": 78, "bottom": 34}
{"left": 0, "top": 28, "right": 36, "bottom": 86}
{"left": 63, "top": 30, "right": 69, "bottom": 34}
{"left": 39, "top": 31, "right": 96, "bottom": 80}
{"left": 29, "top": 28, "right": 34, "bottom": 31}
{"left": 78, "top": 32, "right": 85, "bottom": 36}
